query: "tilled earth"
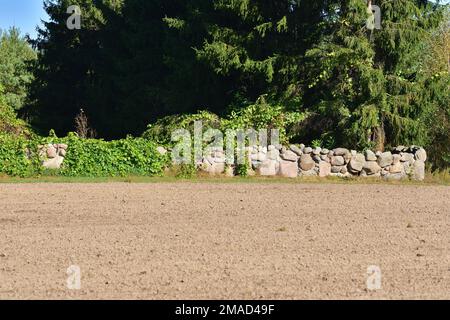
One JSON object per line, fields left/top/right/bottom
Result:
{"left": 0, "top": 182, "right": 448, "bottom": 300}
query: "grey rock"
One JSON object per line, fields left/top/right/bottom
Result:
{"left": 289, "top": 145, "right": 303, "bottom": 156}
{"left": 321, "top": 148, "right": 329, "bottom": 155}
{"left": 313, "top": 155, "right": 322, "bottom": 163}
{"left": 331, "top": 166, "right": 344, "bottom": 174}
{"left": 363, "top": 161, "right": 382, "bottom": 175}
{"left": 377, "top": 152, "right": 393, "bottom": 168}
{"left": 46, "top": 146, "right": 57, "bottom": 159}
{"left": 392, "top": 154, "right": 402, "bottom": 164}
{"left": 313, "top": 147, "right": 322, "bottom": 155}
{"left": 300, "top": 169, "right": 317, "bottom": 177}
{"left": 348, "top": 154, "right": 366, "bottom": 173}
{"left": 257, "top": 152, "right": 267, "bottom": 162}
{"left": 303, "top": 147, "right": 313, "bottom": 154}
{"left": 415, "top": 148, "right": 427, "bottom": 162}
{"left": 274, "top": 144, "right": 283, "bottom": 151}
{"left": 333, "top": 148, "right": 350, "bottom": 156}
{"left": 299, "top": 154, "right": 315, "bottom": 171}
{"left": 365, "top": 150, "right": 377, "bottom": 161}
{"left": 343, "top": 152, "right": 352, "bottom": 164}
{"left": 400, "top": 153, "right": 414, "bottom": 162}
{"left": 202, "top": 162, "right": 225, "bottom": 175}
{"left": 267, "top": 149, "right": 280, "bottom": 160}
{"left": 384, "top": 173, "right": 406, "bottom": 181}
{"left": 43, "top": 155, "right": 64, "bottom": 169}
{"left": 281, "top": 150, "right": 298, "bottom": 162}
{"left": 412, "top": 160, "right": 425, "bottom": 181}
{"left": 331, "top": 156, "right": 345, "bottom": 166}
{"left": 257, "top": 160, "right": 278, "bottom": 176}
{"left": 59, "top": 149, "right": 67, "bottom": 157}
{"left": 318, "top": 162, "right": 331, "bottom": 177}
{"left": 390, "top": 162, "right": 404, "bottom": 174}
{"left": 278, "top": 160, "right": 298, "bottom": 178}
{"left": 58, "top": 144, "right": 68, "bottom": 150}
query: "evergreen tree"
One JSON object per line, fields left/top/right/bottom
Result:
{"left": 303, "top": 0, "right": 446, "bottom": 151}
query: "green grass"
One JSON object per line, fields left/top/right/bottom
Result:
{"left": 1, "top": 171, "right": 449, "bottom": 185}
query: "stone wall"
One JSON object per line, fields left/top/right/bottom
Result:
{"left": 38, "top": 143, "right": 427, "bottom": 181}
{"left": 200, "top": 145, "right": 427, "bottom": 181}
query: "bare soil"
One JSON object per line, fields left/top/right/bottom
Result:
{"left": 0, "top": 182, "right": 448, "bottom": 300}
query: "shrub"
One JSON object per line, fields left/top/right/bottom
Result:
{"left": 58, "top": 133, "right": 168, "bottom": 177}
{"left": 142, "top": 111, "right": 221, "bottom": 145}
{"left": 0, "top": 133, "right": 40, "bottom": 177}
{"left": 220, "top": 96, "right": 307, "bottom": 144}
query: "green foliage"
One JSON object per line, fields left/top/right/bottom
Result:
{"left": 56, "top": 133, "right": 168, "bottom": 177}
{"left": 303, "top": 0, "right": 447, "bottom": 153}
{"left": 0, "top": 27, "right": 36, "bottom": 111}
{"left": 0, "top": 85, "right": 31, "bottom": 136}
{"left": 175, "top": 163, "right": 198, "bottom": 179}
{"left": 0, "top": 134, "right": 41, "bottom": 177}
{"left": 0, "top": 132, "right": 168, "bottom": 178}
{"left": 235, "top": 162, "right": 250, "bottom": 177}
{"left": 142, "top": 111, "right": 221, "bottom": 145}
{"left": 221, "top": 96, "right": 307, "bottom": 144}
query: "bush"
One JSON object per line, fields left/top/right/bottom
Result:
{"left": 142, "top": 111, "right": 221, "bottom": 145}
{"left": 143, "top": 98, "right": 307, "bottom": 147}
{"left": 0, "top": 133, "right": 41, "bottom": 177}
{"left": 221, "top": 96, "right": 307, "bottom": 144}
{"left": 57, "top": 133, "right": 168, "bottom": 177}
{"left": 0, "top": 85, "right": 31, "bottom": 136}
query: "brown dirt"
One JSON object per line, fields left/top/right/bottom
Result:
{"left": 0, "top": 182, "right": 448, "bottom": 300}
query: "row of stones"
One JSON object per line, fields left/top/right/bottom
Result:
{"left": 200, "top": 145, "right": 427, "bottom": 181}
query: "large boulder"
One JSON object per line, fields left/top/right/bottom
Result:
{"left": 390, "top": 162, "right": 404, "bottom": 174}
{"left": 348, "top": 154, "right": 366, "bottom": 173}
{"left": 331, "top": 156, "right": 345, "bottom": 166}
{"left": 313, "top": 147, "right": 322, "bottom": 155}
{"left": 267, "top": 148, "right": 280, "bottom": 160}
{"left": 331, "top": 166, "right": 344, "bottom": 174}
{"left": 278, "top": 160, "right": 298, "bottom": 178}
{"left": 46, "top": 145, "right": 57, "bottom": 159}
{"left": 415, "top": 148, "right": 427, "bottom": 162}
{"left": 377, "top": 152, "right": 393, "bottom": 168}
{"left": 43, "top": 155, "right": 64, "bottom": 170}
{"left": 318, "top": 162, "right": 331, "bottom": 177}
{"left": 363, "top": 161, "right": 382, "bottom": 175}
{"left": 280, "top": 150, "right": 298, "bottom": 162}
{"left": 412, "top": 160, "right": 425, "bottom": 181}
{"left": 257, "top": 160, "right": 278, "bottom": 176}
{"left": 299, "top": 154, "right": 315, "bottom": 171}
{"left": 365, "top": 150, "right": 377, "bottom": 161}
{"left": 400, "top": 153, "right": 414, "bottom": 162}
{"left": 333, "top": 148, "right": 350, "bottom": 156}
{"left": 289, "top": 145, "right": 303, "bottom": 156}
